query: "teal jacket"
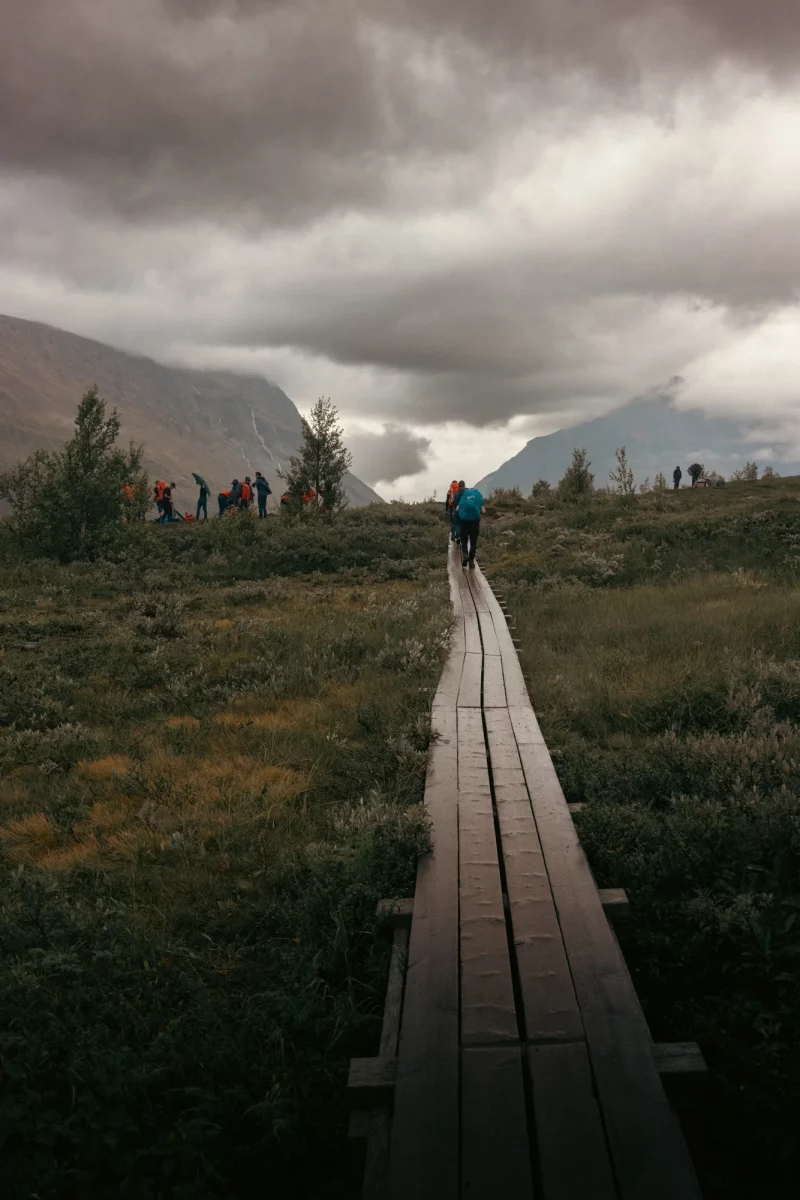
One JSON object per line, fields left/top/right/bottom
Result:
{"left": 457, "top": 488, "right": 483, "bottom": 521}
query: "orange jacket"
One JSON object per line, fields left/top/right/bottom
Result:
{"left": 154, "top": 480, "right": 166, "bottom": 501}
{"left": 241, "top": 482, "right": 252, "bottom": 502}
{"left": 302, "top": 487, "right": 316, "bottom": 503}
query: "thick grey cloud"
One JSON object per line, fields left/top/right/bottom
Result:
{"left": 3, "top": 1, "right": 800, "bottom": 226}
{"left": 347, "top": 422, "right": 431, "bottom": 484}
{"left": 2, "top": 0, "right": 800, "bottom": 476}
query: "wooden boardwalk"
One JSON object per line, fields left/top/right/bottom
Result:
{"left": 350, "top": 544, "right": 703, "bottom": 1200}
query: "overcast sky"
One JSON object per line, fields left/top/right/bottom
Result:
{"left": 2, "top": 1, "right": 799, "bottom": 496}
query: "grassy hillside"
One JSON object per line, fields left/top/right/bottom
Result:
{"left": 480, "top": 477, "right": 800, "bottom": 1200}
{"left": 0, "top": 507, "right": 448, "bottom": 1198}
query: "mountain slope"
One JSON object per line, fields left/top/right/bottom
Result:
{"left": 0, "top": 314, "right": 383, "bottom": 507}
{"left": 477, "top": 392, "right": 800, "bottom": 493}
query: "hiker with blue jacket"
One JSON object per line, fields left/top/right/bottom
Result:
{"left": 457, "top": 485, "right": 484, "bottom": 569}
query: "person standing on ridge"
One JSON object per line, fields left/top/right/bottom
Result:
{"left": 153, "top": 479, "right": 166, "bottom": 520}
{"left": 160, "top": 482, "right": 176, "bottom": 523}
{"left": 240, "top": 477, "right": 253, "bottom": 510}
{"left": 673, "top": 465, "right": 682, "bottom": 491}
{"left": 196, "top": 480, "right": 209, "bottom": 520}
{"left": 254, "top": 471, "right": 272, "bottom": 518}
{"left": 445, "top": 479, "right": 459, "bottom": 541}
{"left": 457, "top": 484, "right": 484, "bottom": 569}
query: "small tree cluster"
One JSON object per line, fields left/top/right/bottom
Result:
{"left": 0, "top": 386, "right": 147, "bottom": 561}
{"left": 281, "top": 397, "right": 352, "bottom": 514}
{"left": 530, "top": 479, "right": 552, "bottom": 499}
{"left": 557, "top": 448, "right": 595, "bottom": 502}
{"left": 609, "top": 445, "right": 636, "bottom": 499}
{"left": 654, "top": 472, "right": 667, "bottom": 491}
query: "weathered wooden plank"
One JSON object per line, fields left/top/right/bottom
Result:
{"left": 469, "top": 569, "right": 532, "bottom": 706}
{"left": 507, "top": 704, "right": 546, "bottom": 746}
{"left": 433, "top": 554, "right": 467, "bottom": 706}
{"left": 379, "top": 927, "right": 409, "bottom": 1060}
{"left": 476, "top": 606, "right": 501, "bottom": 657}
{"left": 511, "top": 723, "right": 703, "bottom": 1200}
{"left": 484, "top": 709, "right": 584, "bottom": 1044}
{"left": 457, "top": 652, "right": 483, "bottom": 708}
{"left": 466, "top": 573, "right": 490, "bottom": 614}
{"left": 385, "top": 703, "right": 459, "bottom": 1200}
{"left": 482, "top": 654, "right": 507, "bottom": 708}
{"left": 458, "top": 707, "right": 518, "bottom": 1045}
{"left": 463, "top": 611, "right": 483, "bottom": 656}
{"left": 357, "top": 1107, "right": 392, "bottom": 1200}
{"left": 528, "top": 1042, "right": 617, "bottom": 1200}
{"left": 434, "top": 647, "right": 466, "bottom": 707}
{"left": 462, "top": 1047, "right": 534, "bottom": 1200}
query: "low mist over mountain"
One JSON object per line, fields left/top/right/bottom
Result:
{"left": 0, "top": 315, "right": 383, "bottom": 508}
{"left": 477, "top": 390, "right": 800, "bottom": 494}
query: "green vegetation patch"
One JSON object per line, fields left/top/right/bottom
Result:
{"left": 0, "top": 520, "right": 450, "bottom": 1198}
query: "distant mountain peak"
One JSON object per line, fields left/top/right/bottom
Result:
{"left": 477, "top": 389, "right": 797, "bottom": 493}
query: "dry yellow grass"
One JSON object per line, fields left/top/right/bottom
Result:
{"left": 37, "top": 840, "right": 99, "bottom": 873}
{"left": 166, "top": 715, "right": 201, "bottom": 730}
{"left": 213, "top": 697, "right": 323, "bottom": 731}
{"left": 77, "top": 754, "right": 134, "bottom": 780}
{"left": 0, "top": 812, "right": 63, "bottom": 864}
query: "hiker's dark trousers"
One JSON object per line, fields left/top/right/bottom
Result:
{"left": 673, "top": 481, "right": 680, "bottom": 491}
{"left": 196, "top": 497, "right": 207, "bottom": 520}
{"left": 460, "top": 519, "right": 480, "bottom": 563}
{"left": 258, "top": 496, "right": 267, "bottom": 518}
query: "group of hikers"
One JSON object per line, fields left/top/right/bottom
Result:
{"left": 445, "top": 480, "right": 485, "bottom": 569}
{"left": 214, "top": 473, "right": 273, "bottom": 518}
{"left": 121, "top": 474, "right": 325, "bottom": 523}
{"left": 145, "top": 472, "right": 300, "bottom": 522}
{"left": 673, "top": 464, "right": 723, "bottom": 489}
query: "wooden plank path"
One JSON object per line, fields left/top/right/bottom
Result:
{"left": 351, "top": 543, "right": 703, "bottom": 1200}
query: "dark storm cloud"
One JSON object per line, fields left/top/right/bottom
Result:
{"left": 2, "top": 0, "right": 800, "bottom": 446}
{"left": 3, "top": 1, "right": 800, "bottom": 226}
{"left": 347, "top": 422, "right": 431, "bottom": 484}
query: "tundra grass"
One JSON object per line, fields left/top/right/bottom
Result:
{"left": 481, "top": 478, "right": 800, "bottom": 1200}
{"left": 0, "top": 513, "right": 450, "bottom": 1198}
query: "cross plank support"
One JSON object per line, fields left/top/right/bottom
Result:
{"left": 654, "top": 1041, "right": 709, "bottom": 1095}
{"left": 348, "top": 1058, "right": 398, "bottom": 1109}
{"left": 376, "top": 898, "right": 414, "bottom": 928}
{"left": 599, "top": 887, "right": 630, "bottom": 921}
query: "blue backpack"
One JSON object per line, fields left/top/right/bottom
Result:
{"left": 457, "top": 488, "right": 483, "bottom": 521}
